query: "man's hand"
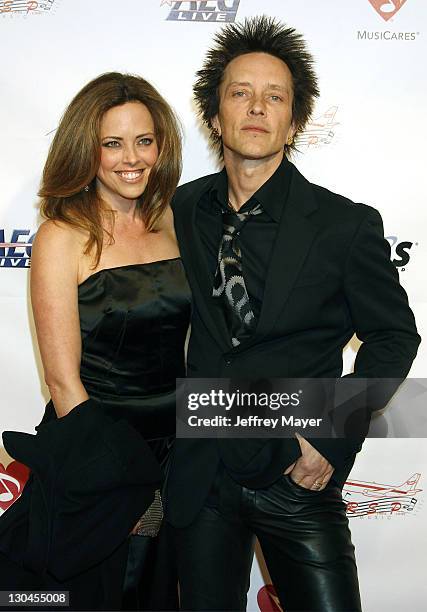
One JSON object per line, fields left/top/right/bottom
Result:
{"left": 284, "top": 433, "right": 334, "bottom": 491}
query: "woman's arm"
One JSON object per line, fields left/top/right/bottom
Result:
{"left": 30, "top": 220, "right": 89, "bottom": 417}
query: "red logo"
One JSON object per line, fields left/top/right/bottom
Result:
{"left": 257, "top": 584, "right": 282, "bottom": 612}
{"left": 0, "top": 461, "right": 30, "bottom": 515}
{"left": 368, "top": 0, "right": 408, "bottom": 22}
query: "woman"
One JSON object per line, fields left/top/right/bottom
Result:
{"left": 0, "top": 73, "right": 190, "bottom": 610}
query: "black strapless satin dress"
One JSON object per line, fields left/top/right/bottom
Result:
{"left": 79, "top": 258, "right": 189, "bottom": 434}
{"left": 39, "top": 258, "right": 191, "bottom": 610}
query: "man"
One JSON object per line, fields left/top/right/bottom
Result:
{"left": 167, "top": 16, "right": 420, "bottom": 612}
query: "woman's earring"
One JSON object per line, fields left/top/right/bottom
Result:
{"left": 84, "top": 185, "right": 90, "bottom": 192}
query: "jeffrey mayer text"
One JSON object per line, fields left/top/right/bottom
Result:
{"left": 188, "top": 415, "right": 323, "bottom": 429}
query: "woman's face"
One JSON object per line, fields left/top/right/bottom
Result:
{"left": 96, "top": 101, "right": 158, "bottom": 206}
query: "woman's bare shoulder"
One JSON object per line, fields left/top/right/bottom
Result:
{"left": 33, "top": 219, "right": 87, "bottom": 254}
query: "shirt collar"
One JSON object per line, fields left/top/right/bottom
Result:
{"left": 207, "top": 156, "right": 292, "bottom": 222}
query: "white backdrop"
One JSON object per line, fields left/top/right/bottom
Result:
{"left": 0, "top": 1, "right": 426, "bottom": 610}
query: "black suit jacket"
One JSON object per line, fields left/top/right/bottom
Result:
{"left": 166, "top": 162, "right": 420, "bottom": 527}
{"left": 0, "top": 399, "right": 162, "bottom": 584}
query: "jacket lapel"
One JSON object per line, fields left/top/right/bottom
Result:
{"left": 176, "top": 178, "right": 231, "bottom": 353}
{"left": 249, "top": 165, "right": 320, "bottom": 344}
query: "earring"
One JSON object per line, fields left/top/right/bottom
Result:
{"left": 212, "top": 127, "right": 220, "bottom": 138}
{"left": 287, "top": 136, "right": 294, "bottom": 146}
{"left": 84, "top": 185, "right": 90, "bottom": 192}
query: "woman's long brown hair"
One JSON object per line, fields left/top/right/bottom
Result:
{"left": 39, "top": 72, "right": 182, "bottom": 266}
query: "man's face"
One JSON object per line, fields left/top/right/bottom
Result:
{"left": 212, "top": 52, "right": 295, "bottom": 162}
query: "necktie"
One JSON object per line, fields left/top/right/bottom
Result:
{"left": 213, "top": 201, "right": 262, "bottom": 346}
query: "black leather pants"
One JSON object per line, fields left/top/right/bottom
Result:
{"left": 172, "top": 468, "right": 362, "bottom": 612}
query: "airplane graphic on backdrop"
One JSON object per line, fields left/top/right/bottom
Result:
{"left": 343, "top": 473, "right": 422, "bottom": 517}
{"left": 296, "top": 106, "right": 339, "bottom": 149}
